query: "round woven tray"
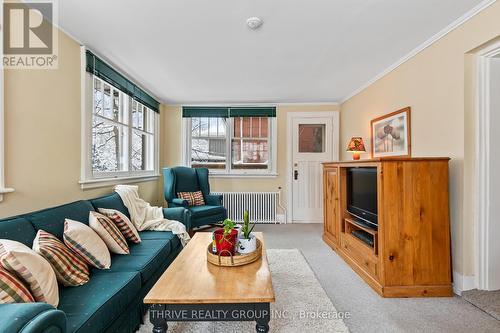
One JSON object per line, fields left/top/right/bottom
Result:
{"left": 207, "top": 238, "right": 262, "bottom": 267}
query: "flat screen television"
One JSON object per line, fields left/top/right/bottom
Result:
{"left": 347, "top": 167, "right": 378, "bottom": 228}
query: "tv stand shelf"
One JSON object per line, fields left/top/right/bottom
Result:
{"left": 322, "top": 158, "right": 452, "bottom": 298}
{"left": 344, "top": 217, "right": 378, "bottom": 255}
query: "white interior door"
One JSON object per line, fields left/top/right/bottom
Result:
{"left": 290, "top": 113, "right": 339, "bottom": 223}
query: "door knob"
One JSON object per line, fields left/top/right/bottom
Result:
{"left": 294, "top": 170, "right": 299, "bottom": 180}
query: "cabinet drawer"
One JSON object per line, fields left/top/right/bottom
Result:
{"left": 341, "top": 234, "right": 379, "bottom": 279}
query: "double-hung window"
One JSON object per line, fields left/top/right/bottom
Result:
{"left": 81, "top": 50, "right": 159, "bottom": 188}
{"left": 183, "top": 107, "right": 277, "bottom": 176}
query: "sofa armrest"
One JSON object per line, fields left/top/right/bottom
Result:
{"left": 170, "top": 198, "right": 189, "bottom": 208}
{"left": 163, "top": 207, "right": 192, "bottom": 230}
{"left": 205, "top": 194, "right": 223, "bottom": 206}
{"left": 0, "top": 303, "right": 66, "bottom": 333}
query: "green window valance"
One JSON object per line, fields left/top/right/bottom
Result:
{"left": 182, "top": 106, "right": 276, "bottom": 118}
{"left": 182, "top": 107, "right": 230, "bottom": 118}
{"left": 86, "top": 50, "right": 160, "bottom": 112}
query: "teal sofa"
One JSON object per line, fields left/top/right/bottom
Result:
{"left": 0, "top": 192, "right": 189, "bottom": 333}
{"left": 163, "top": 167, "right": 227, "bottom": 230}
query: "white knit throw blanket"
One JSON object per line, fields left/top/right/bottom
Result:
{"left": 114, "top": 185, "right": 190, "bottom": 246}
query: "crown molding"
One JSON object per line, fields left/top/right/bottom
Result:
{"left": 164, "top": 101, "right": 340, "bottom": 108}
{"left": 340, "top": 0, "right": 497, "bottom": 104}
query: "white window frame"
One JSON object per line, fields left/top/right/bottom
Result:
{"left": 182, "top": 115, "right": 278, "bottom": 178}
{"left": 0, "top": 3, "right": 14, "bottom": 202}
{"left": 79, "top": 48, "right": 160, "bottom": 189}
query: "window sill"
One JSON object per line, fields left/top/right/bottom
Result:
{"left": 79, "top": 174, "right": 160, "bottom": 190}
{"left": 0, "top": 187, "right": 15, "bottom": 202}
{"left": 209, "top": 173, "right": 278, "bottom": 179}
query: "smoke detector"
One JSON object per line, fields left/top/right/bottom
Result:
{"left": 246, "top": 17, "right": 263, "bottom": 30}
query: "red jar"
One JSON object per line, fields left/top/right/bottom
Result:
{"left": 213, "top": 229, "right": 238, "bottom": 256}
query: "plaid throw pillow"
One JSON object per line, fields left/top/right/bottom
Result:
{"left": 89, "top": 212, "right": 129, "bottom": 255}
{"left": 63, "top": 219, "right": 111, "bottom": 270}
{"left": 33, "top": 230, "right": 90, "bottom": 287}
{"left": 0, "top": 268, "right": 35, "bottom": 304}
{"left": 177, "top": 191, "right": 205, "bottom": 206}
{"left": 98, "top": 208, "right": 141, "bottom": 244}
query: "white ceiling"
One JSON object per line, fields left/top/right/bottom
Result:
{"left": 58, "top": 0, "right": 487, "bottom": 104}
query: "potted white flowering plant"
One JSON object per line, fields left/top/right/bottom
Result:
{"left": 238, "top": 210, "right": 256, "bottom": 254}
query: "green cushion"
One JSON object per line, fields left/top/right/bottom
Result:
{"left": 90, "top": 193, "right": 130, "bottom": 218}
{"left": 94, "top": 239, "right": 173, "bottom": 284}
{"left": 0, "top": 217, "right": 37, "bottom": 247}
{"left": 172, "top": 167, "right": 200, "bottom": 193}
{"left": 189, "top": 205, "right": 226, "bottom": 218}
{"left": 26, "top": 200, "right": 95, "bottom": 240}
{"left": 139, "top": 231, "right": 179, "bottom": 241}
{"left": 58, "top": 271, "right": 141, "bottom": 333}
{"left": 0, "top": 303, "right": 66, "bottom": 333}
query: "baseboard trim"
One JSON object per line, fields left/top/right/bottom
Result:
{"left": 453, "top": 271, "right": 476, "bottom": 295}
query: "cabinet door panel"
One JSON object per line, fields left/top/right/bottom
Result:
{"left": 323, "top": 167, "right": 339, "bottom": 245}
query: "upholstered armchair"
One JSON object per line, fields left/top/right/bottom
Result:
{"left": 163, "top": 167, "right": 227, "bottom": 230}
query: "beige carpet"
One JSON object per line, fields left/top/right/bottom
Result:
{"left": 462, "top": 289, "right": 500, "bottom": 321}
{"left": 137, "top": 249, "right": 349, "bottom": 333}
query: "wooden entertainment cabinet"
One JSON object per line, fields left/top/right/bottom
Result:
{"left": 322, "top": 158, "right": 452, "bottom": 297}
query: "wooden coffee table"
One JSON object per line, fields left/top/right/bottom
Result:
{"left": 144, "top": 232, "right": 275, "bottom": 333}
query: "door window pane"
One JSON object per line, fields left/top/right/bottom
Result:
{"left": 298, "top": 124, "right": 325, "bottom": 153}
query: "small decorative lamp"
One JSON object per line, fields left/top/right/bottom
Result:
{"left": 346, "top": 137, "right": 366, "bottom": 160}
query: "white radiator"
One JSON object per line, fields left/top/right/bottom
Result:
{"left": 212, "top": 192, "right": 283, "bottom": 224}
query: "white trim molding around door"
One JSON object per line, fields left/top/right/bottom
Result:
{"left": 474, "top": 40, "right": 500, "bottom": 291}
{"left": 0, "top": 2, "right": 14, "bottom": 202}
{"left": 286, "top": 111, "right": 340, "bottom": 224}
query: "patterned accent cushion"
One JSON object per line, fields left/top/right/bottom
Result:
{"left": 177, "top": 191, "right": 205, "bottom": 206}
{"left": 0, "top": 239, "right": 59, "bottom": 307}
{"left": 33, "top": 230, "right": 89, "bottom": 287}
{"left": 63, "top": 219, "right": 111, "bottom": 269}
{"left": 0, "top": 268, "right": 35, "bottom": 304}
{"left": 89, "top": 212, "right": 129, "bottom": 254}
{"left": 98, "top": 208, "right": 141, "bottom": 244}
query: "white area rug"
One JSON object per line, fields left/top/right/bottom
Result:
{"left": 137, "top": 249, "right": 349, "bottom": 333}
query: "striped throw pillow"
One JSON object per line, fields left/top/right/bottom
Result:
{"left": 0, "top": 239, "right": 59, "bottom": 307}
{"left": 0, "top": 268, "right": 34, "bottom": 304}
{"left": 89, "top": 212, "right": 129, "bottom": 254}
{"left": 33, "top": 230, "right": 89, "bottom": 287}
{"left": 98, "top": 208, "right": 141, "bottom": 244}
{"left": 177, "top": 191, "right": 205, "bottom": 206}
{"left": 63, "top": 219, "right": 111, "bottom": 269}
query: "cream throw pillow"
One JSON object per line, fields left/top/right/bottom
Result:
{"left": 0, "top": 239, "right": 59, "bottom": 307}
{"left": 89, "top": 212, "right": 129, "bottom": 255}
{"left": 63, "top": 219, "right": 111, "bottom": 269}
